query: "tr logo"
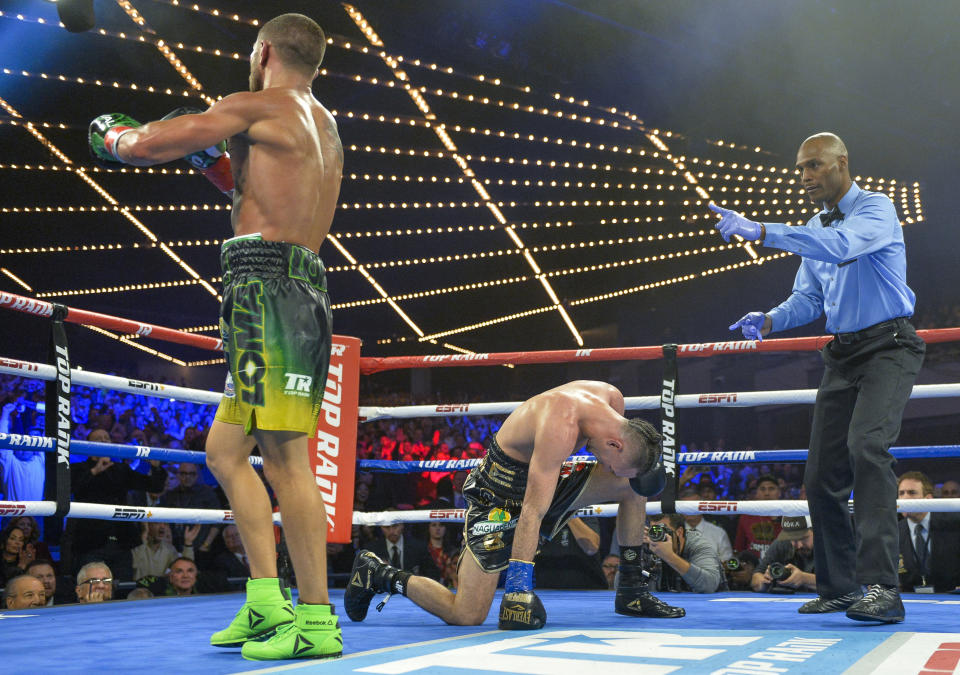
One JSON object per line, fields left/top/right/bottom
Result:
{"left": 284, "top": 373, "right": 312, "bottom": 396}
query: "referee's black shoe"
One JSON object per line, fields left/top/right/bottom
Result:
{"left": 845, "top": 585, "right": 905, "bottom": 623}
{"left": 798, "top": 590, "right": 862, "bottom": 614}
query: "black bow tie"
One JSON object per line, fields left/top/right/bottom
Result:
{"left": 820, "top": 206, "right": 843, "bottom": 227}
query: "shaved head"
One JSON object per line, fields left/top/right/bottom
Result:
{"left": 796, "top": 132, "right": 852, "bottom": 208}
{"left": 800, "top": 133, "right": 848, "bottom": 162}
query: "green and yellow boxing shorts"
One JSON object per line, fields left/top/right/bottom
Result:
{"left": 214, "top": 233, "right": 332, "bottom": 435}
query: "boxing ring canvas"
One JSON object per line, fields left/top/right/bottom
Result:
{"left": 1, "top": 589, "right": 957, "bottom": 674}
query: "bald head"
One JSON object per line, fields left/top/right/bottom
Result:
{"left": 4, "top": 574, "right": 45, "bottom": 609}
{"left": 796, "top": 132, "right": 852, "bottom": 208}
{"left": 801, "top": 132, "right": 848, "bottom": 160}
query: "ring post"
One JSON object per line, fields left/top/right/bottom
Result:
{"left": 660, "top": 344, "right": 679, "bottom": 514}
{"left": 44, "top": 303, "right": 72, "bottom": 521}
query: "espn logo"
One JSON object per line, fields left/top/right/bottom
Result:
{"left": 698, "top": 393, "right": 738, "bottom": 404}
{"left": 698, "top": 501, "right": 739, "bottom": 512}
{"left": 283, "top": 373, "right": 312, "bottom": 397}
{"left": 112, "top": 507, "right": 147, "bottom": 520}
{"left": 0, "top": 504, "right": 28, "bottom": 516}
{"left": 429, "top": 509, "right": 465, "bottom": 519}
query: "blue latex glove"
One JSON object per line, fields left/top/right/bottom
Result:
{"left": 729, "top": 312, "right": 767, "bottom": 341}
{"left": 504, "top": 559, "right": 534, "bottom": 593}
{"left": 709, "top": 203, "right": 762, "bottom": 242}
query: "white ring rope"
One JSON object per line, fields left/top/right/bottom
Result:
{"left": 0, "top": 357, "right": 220, "bottom": 406}
{"left": 3, "top": 499, "right": 958, "bottom": 526}
{"left": 360, "top": 384, "right": 960, "bottom": 420}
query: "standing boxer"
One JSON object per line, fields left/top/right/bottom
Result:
{"left": 345, "top": 380, "right": 684, "bottom": 629}
{"left": 90, "top": 13, "right": 343, "bottom": 659}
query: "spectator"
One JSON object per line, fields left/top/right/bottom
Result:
{"left": 1, "top": 525, "right": 27, "bottom": 585}
{"left": 725, "top": 550, "right": 760, "bottom": 591}
{"left": 897, "top": 471, "right": 960, "bottom": 592}
{"left": 3, "top": 574, "right": 45, "bottom": 610}
{"left": 679, "top": 487, "right": 733, "bottom": 562}
{"left": 11, "top": 517, "right": 51, "bottom": 567}
{"left": 733, "top": 474, "right": 783, "bottom": 558}
{"left": 751, "top": 516, "right": 817, "bottom": 593}
{"left": 645, "top": 513, "right": 726, "bottom": 593}
{"left": 353, "top": 481, "right": 370, "bottom": 511}
{"left": 131, "top": 522, "right": 198, "bottom": 581}
{"left": 940, "top": 480, "right": 960, "bottom": 499}
{"left": 424, "top": 521, "right": 459, "bottom": 589}
{"left": 126, "top": 587, "right": 154, "bottom": 601}
{"left": 450, "top": 470, "right": 468, "bottom": 509}
{"left": 76, "top": 561, "right": 114, "bottom": 603}
{"left": 159, "top": 463, "right": 221, "bottom": 553}
{"left": 64, "top": 447, "right": 167, "bottom": 576}
{"left": 534, "top": 517, "right": 607, "bottom": 589}
{"left": 0, "top": 402, "right": 45, "bottom": 503}
{"left": 127, "top": 482, "right": 166, "bottom": 508}
{"left": 26, "top": 559, "right": 71, "bottom": 606}
{"left": 208, "top": 524, "right": 250, "bottom": 578}
{"left": 165, "top": 557, "right": 200, "bottom": 596}
{"left": 136, "top": 556, "right": 202, "bottom": 597}
{"left": 368, "top": 521, "right": 441, "bottom": 581}
{"left": 601, "top": 554, "right": 620, "bottom": 590}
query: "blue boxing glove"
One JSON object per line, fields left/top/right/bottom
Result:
{"left": 498, "top": 559, "right": 546, "bottom": 630}
{"left": 709, "top": 203, "right": 763, "bottom": 242}
{"left": 729, "top": 312, "right": 769, "bottom": 341}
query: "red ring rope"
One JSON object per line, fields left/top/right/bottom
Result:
{"left": 3, "top": 290, "right": 960, "bottom": 372}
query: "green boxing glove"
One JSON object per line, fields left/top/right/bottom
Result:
{"left": 88, "top": 113, "right": 141, "bottom": 169}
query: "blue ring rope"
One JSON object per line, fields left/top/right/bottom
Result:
{"left": 2, "top": 434, "right": 954, "bottom": 471}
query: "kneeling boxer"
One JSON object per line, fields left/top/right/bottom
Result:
{"left": 345, "top": 380, "right": 685, "bottom": 629}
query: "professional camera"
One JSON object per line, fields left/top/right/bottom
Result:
{"left": 724, "top": 557, "right": 742, "bottom": 571}
{"left": 768, "top": 561, "right": 789, "bottom": 582}
{"left": 648, "top": 524, "right": 672, "bottom": 543}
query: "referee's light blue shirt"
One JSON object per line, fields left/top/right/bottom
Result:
{"left": 762, "top": 182, "right": 915, "bottom": 335}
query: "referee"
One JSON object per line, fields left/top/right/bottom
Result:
{"left": 710, "top": 132, "right": 925, "bottom": 623}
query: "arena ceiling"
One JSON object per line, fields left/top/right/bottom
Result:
{"left": 0, "top": 1, "right": 937, "bottom": 373}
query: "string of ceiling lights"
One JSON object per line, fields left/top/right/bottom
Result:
{"left": 0, "top": 158, "right": 919, "bottom": 221}
{"left": 0, "top": 94, "right": 219, "bottom": 301}
{"left": 0, "top": 3, "right": 924, "bottom": 353}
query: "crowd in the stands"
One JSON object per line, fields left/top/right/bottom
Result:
{"left": 1, "top": 373, "right": 958, "bottom": 608}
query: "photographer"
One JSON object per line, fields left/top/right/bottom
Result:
{"left": 724, "top": 550, "right": 760, "bottom": 591}
{"left": 751, "top": 516, "right": 817, "bottom": 592}
{"left": 645, "top": 513, "right": 725, "bottom": 593}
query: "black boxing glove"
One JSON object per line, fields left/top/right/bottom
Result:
{"left": 630, "top": 454, "right": 666, "bottom": 496}
{"left": 498, "top": 559, "right": 546, "bottom": 630}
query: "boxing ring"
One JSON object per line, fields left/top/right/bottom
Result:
{"left": 1, "top": 292, "right": 959, "bottom": 674}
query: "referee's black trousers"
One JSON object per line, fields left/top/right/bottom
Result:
{"left": 803, "top": 320, "right": 925, "bottom": 598}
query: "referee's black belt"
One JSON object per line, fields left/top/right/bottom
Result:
{"left": 832, "top": 317, "right": 910, "bottom": 345}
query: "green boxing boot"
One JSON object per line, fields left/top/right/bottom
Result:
{"left": 241, "top": 602, "right": 343, "bottom": 661}
{"left": 210, "top": 577, "right": 295, "bottom": 648}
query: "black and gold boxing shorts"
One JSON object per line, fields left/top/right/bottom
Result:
{"left": 461, "top": 434, "right": 596, "bottom": 572}
{"left": 214, "top": 233, "right": 332, "bottom": 435}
